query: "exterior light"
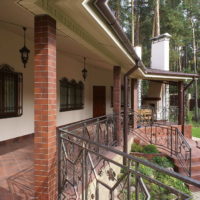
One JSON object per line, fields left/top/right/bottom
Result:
{"left": 19, "top": 27, "right": 30, "bottom": 68}
{"left": 82, "top": 57, "right": 88, "bottom": 81}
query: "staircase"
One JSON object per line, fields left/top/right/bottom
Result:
{"left": 173, "top": 138, "right": 200, "bottom": 191}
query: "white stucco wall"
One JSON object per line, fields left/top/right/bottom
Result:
{"left": 0, "top": 28, "right": 113, "bottom": 141}
{"left": 151, "top": 36, "right": 170, "bottom": 71}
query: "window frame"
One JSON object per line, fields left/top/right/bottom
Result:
{"left": 0, "top": 64, "right": 23, "bottom": 119}
{"left": 60, "top": 78, "right": 84, "bottom": 112}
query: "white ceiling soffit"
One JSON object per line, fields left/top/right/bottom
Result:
{"left": 17, "top": 0, "right": 134, "bottom": 71}
{"left": 132, "top": 68, "right": 192, "bottom": 81}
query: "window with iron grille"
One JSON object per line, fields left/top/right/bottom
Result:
{"left": 60, "top": 78, "right": 84, "bottom": 111}
{"left": 0, "top": 64, "right": 23, "bottom": 118}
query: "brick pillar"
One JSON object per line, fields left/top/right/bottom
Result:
{"left": 178, "top": 81, "right": 184, "bottom": 133}
{"left": 131, "top": 79, "right": 138, "bottom": 128}
{"left": 113, "top": 66, "right": 121, "bottom": 145}
{"left": 34, "top": 15, "right": 57, "bottom": 199}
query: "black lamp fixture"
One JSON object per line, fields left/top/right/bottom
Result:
{"left": 82, "top": 57, "right": 88, "bottom": 81}
{"left": 19, "top": 27, "right": 30, "bottom": 68}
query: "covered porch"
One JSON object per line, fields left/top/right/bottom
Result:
{"left": 0, "top": 0, "right": 200, "bottom": 199}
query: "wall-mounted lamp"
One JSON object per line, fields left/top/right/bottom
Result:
{"left": 82, "top": 57, "right": 88, "bottom": 81}
{"left": 19, "top": 27, "right": 30, "bottom": 68}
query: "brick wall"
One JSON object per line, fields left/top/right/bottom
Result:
{"left": 34, "top": 15, "right": 57, "bottom": 199}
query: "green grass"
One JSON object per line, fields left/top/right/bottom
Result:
{"left": 192, "top": 127, "right": 200, "bottom": 138}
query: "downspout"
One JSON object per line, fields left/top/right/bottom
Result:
{"left": 182, "top": 78, "right": 195, "bottom": 135}
{"left": 123, "top": 60, "right": 139, "bottom": 165}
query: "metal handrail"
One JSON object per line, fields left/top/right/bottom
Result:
{"left": 131, "top": 111, "right": 192, "bottom": 177}
{"left": 58, "top": 115, "right": 200, "bottom": 199}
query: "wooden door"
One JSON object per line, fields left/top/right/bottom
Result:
{"left": 93, "top": 86, "right": 106, "bottom": 118}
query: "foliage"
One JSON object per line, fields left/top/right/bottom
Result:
{"left": 131, "top": 143, "right": 159, "bottom": 154}
{"left": 143, "top": 144, "right": 159, "bottom": 154}
{"left": 138, "top": 163, "right": 154, "bottom": 177}
{"left": 192, "top": 127, "right": 200, "bottom": 138}
{"left": 152, "top": 156, "right": 174, "bottom": 168}
{"left": 119, "top": 154, "right": 191, "bottom": 199}
{"left": 131, "top": 143, "right": 144, "bottom": 153}
{"left": 108, "top": 0, "right": 200, "bottom": 98}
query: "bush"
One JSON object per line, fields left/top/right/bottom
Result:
{"left": 143, "top": 144, "right": 159, "bottom": 154}
{"left": 131, "top": 143, "right": 144, "bottom": 153}
{"left": 152, "top": 156, "right": 174, "bottom": 168}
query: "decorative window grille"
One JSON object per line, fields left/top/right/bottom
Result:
{"left": 60, "top": 78, "right": 84, "bottom": 111}
{"left": 0, "top": 64, "right": 23, "bottom": 118}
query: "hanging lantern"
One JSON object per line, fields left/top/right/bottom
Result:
{"left": 19, "top": 27, "right": 30, "bottom": 68}
{"left": 82, "top": 57, "right": 88, "bottom": 81}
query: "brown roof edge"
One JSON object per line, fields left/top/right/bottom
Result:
{"left": 92, "top": 0, "right": 199, "bottom": 79}
{"left": 146, "top": 68, "right": 200, "bottom": 78}
{"left": 92, "top": 0, "right": 140, "bottom": 63}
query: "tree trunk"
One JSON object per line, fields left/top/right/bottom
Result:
{"left": 116, "top": 0, "right": 121, "bottom": 22}
{"left": 152, "top": 0, "right": 160, "bottom": 37}
{"left": 131, "top": 0, "right": 134, "bottom": 46}
{"left": 192, "top": 20, "right": 199, "bottom": 121}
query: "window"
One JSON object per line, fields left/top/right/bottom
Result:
{"left": 60, "top": 78, "right": 84, "bottom": 111}
{"left": 0, "top": 64, "right": 23, "bottom": 118}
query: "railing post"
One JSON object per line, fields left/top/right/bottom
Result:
{"left": 127, "top": 160, "right": 131, "bottom": 200}
{"left": 171, "top": 127, "right": 173, "bottom": 156}
{"left": 57, "top": 130, "right": 62, "bottom": 199}
{"left": 175, "top": 128, "right": 178, "bottom": 154}
{"left": 82, "top": 143, "right": 86, "bottom": 200}
{"left": 189, "top": 149, "right": 192, "bottom": 177}
{"left": 135, "top": 162, "right": 139, "bottom": 200}
{"left": 106, "top": 120, "right": 109, "bottom": 145}
{"left": 85, "top": 149, "right": 88, "bottom": 199}
{"left": 96, "top": 119, "right": 100, "bottom": 153}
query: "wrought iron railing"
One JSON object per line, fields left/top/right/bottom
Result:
{"left": 58, "top": 115, "right": 200, "bottom": 199}
{"left": 153, "top": 106, "right": 179, "bottom": 124}
{"left": 131, "top": 111, "right": 192, "bottom": 177}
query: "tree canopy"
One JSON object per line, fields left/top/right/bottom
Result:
{"left": 108, "top": 0, "right": 200, "bottom": 73}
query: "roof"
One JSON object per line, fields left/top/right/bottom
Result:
{"left": 17, "top": 0, "right": 199, "bottom": 81}
{"left": 92, "top": 0, "right": 199, "bottom": 81}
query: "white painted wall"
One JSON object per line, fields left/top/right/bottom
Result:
{"left": 134, "top": 46, "right": 142, "bottom": 109}
{"left": 149, "top": 33, "right": 171, "bottom": 120}
{"left": 151, "top": 33, "right": 171, "bottom": 71}
{"left": 0, "top": 28, "right": 114, "bottom": 141}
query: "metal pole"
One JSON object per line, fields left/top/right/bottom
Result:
{"left": 123, "top": 62, "right": 139, "bottom": 165}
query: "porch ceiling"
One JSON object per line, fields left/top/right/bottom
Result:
{"left": 12, "top": 0, "right": 135, "bottom": 72}
{"left": 131, "top": 67, "right": 199, "bottom": 82}
{"left": 0, "top": 0, "right": 132, "bottom": 71}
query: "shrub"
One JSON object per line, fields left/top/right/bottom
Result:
{"left": 143, "top": 144, "right": 159, "bottom": 154}
{"left": 152, "top": 156, "right": 174, "bottom": 168}
{"left": 131, "top": 143, "right": 144, "bottom": 153}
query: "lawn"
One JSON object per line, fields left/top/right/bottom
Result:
{"left": 192, "top": 127, "right": 200, "bottom": 138}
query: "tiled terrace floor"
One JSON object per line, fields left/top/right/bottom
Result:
{"left": 0, "top": 135, "right": 200, "bottom": 199}
{"left": 0, "top": 136, "right": 34, "bottom": 200}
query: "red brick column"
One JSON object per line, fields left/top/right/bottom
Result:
{"left": 131, "top": 79, "right": 138, "bottom": 128}
{"left": 34, "top": 15, "right": 57, "bottom": 199}
{"left": 178, "top": 81, "right": 184, "bottom": 133}
{"left": 113, "top": 66, "right": 121, "bottom": 145}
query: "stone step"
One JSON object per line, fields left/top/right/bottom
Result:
{"left": 188, "top": 184, "right": 200, "bottom": 192}
{"left": 176, "top": 161, "right": 200, "bottom": 172}
{"left": 173, "top": 156, "right": 200, "bottom": 164}
{"left": 191, "top": 171, "right": 200, "bottom": 181}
